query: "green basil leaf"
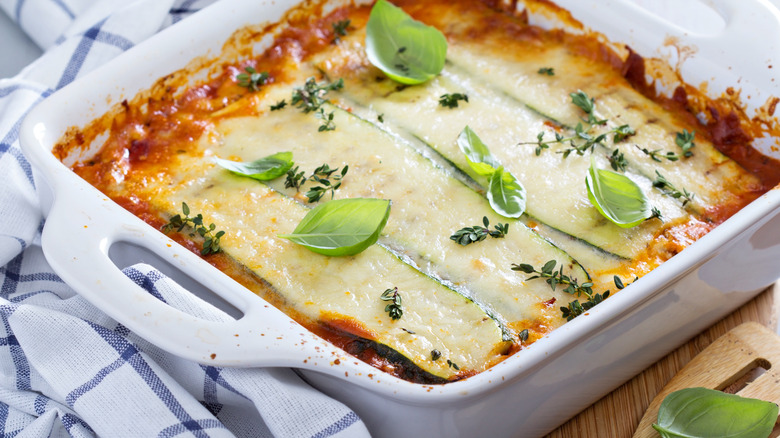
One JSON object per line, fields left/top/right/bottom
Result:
{"left": 488, "top": 167, "right": 526, "bottom": 218}
{"left": 457, "top": 125, "right": 502, "bottom": 176}
{"left": 585, "top": 158, "right": 653, "bottom": 228}
{"left": 365, "top": 0, "right": 447, "bottom": 85}
{"left": 279, "top": 198, "right": 391, "bottom": 256}
{"left": 653, "top": 387, "right": 778, "bottom": 438}
{"left": 214, "top": 152, "right": 293, "bottom": 181}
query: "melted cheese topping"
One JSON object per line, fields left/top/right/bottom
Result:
{"left": 57, "top": 0, "right": 779, "bottom": 383}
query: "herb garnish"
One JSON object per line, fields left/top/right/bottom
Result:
{"left": 520, "top": 91, "right": 635, "bottom": 157}
{"left": 653, "top": 171, "right": 695, "bottom": 207}
{"left": 162, "top": 202, "right": 225, "bottom": 256}
{"left": 518, "top": 329, "right": 529, "bottom": 342}
{"left": 512, "top": 260, "right": 622, "bottom": 321}
{"left": 608, "top": 148, "right": 628, "bottom": 172}
{"left": 675, "top": 129, "right": 695, "bottom": 158}
{"left": 446, "top": 359, "right": 460, "bottom": 370}
{"left": 537, "top": 67, "right": 555, "bottom": 76}
{"left": 431, "top": 350, "right": 441, "bottom": 361}
{"left": 637, "top": 146, "right": 679, "bottom": 162}
{"left": 284, "top": 165, "right": 306, "bottom": 191}
{"left": 315, "top": 108, "right": 336, "bottom": 132}
{"left": 654, "top": 388, "right": 778, "bottom": 438}
{"left": 305, "top": 164, "right": 348, "bottom": 202}
{"left": 457, "top": 126, "right": 526, "bottom": 218}
{"left": 291, "top": 77, "right": 344, "bottom": 113}
{"left": 586, "top": 158, "right": 661, "bottom": 228}
{"left": 279, "top": 198, "right": 391, "bottom": 256}
{"left": 511, "top": 260, "right": 594, "bottom": 297}
{"left": 560, "top": 292, "right": 609, "bottom": 321}
{"left": 270, "top": 100, "right": 287, "bottom": 111}
{"left": 380, "top": 287, "right": 403, "bottom": 320}
{"left": 214, "top": 152, "right": 294, "bottom": 181}
{"left": 331, "top": 19, "right": 351, "bottom": 44}
{"left": 570, "top": 90, "right": 602, "bottom": 125}
{"left": 281, "top": 163, "right": 348, "bottom": 202}
{"left": 365, "top": 0, "right": 447, "bottom": 85}
{"left": 236, "top": 66, "right": 269, "bottom": 91}
{"left": 450, "top": 216, "right": 508, "bottom": 246}
{"left": 289, "top": 77, "right": 344, "bottom": 131}
{"left": 439, "top": 93, "right": 469, "bottom": 109}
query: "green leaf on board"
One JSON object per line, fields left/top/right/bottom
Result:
{"left": 653, "top": 387, "right": 778, "bottom": 438}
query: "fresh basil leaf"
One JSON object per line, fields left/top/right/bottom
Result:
{"left": 215, "top": 152, "right": 293, "bottom": 181}
{"left": 653, "top": 387, "right": 778, "bottom": 438}
{"left": 365, "top": 0, "right": 447, "bottom": 85}
{"left": 457, "top": 125, "right": 502, "bottom": 176}
{"left": 585, "top": 158, "right": 653, "bottom": 228}
{"left": 488, "top": 167, "right": 526, "bottom": 218}
{"left": 279, "top": 198, "right": 391, "bottom": 256}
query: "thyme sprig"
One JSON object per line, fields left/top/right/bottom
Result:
{"left": 270, "top": 100, "right": 287, "bottom": 111}
{"left": 637, "top": 145, "right": 680, "bottom": 162}
{"left": 438, "top": 93, "right": 469, "bottom": 109}
{"left": 608, "top": 148, "right": 628, "bottom": 172}
{"left": 519, "top": 91, "right": 635, "bottom": 158}
{"left": 331, "top": 19, "right": 351, "bottom": 44}
{"left": 537, "top": 67, "right": 555, "bottom": 76}
{"left": 315, "top": 108, "right": 336, "bottom": 132}
{"left": 561, "top": 275, "right": 628, "bottom": 321}
{"left": 560, "top": 275, "right": 633, "bottom": 320}
{"left": 291, "top": 77, "right": 344, "bottom": 113}
{"left": 511, "top": 259, "right": 594, "bottom": 298}
{"left": 283, "top": 163, "right": 348, "bottom": 202}
{"left": 305, "top": 164, "right": 348, "bottom": 202}
{"left": 676, "top": 129, "right": 695, "bottom": 158}
{"left": 380, "top": 287, "right": 403, "bottom": 320}
{"left": 284, "top": 165, "right": 306, "bottom": 191}
{"left": 162, "top": 202, "right": 225, "bottom": 255}
{"left": 289, "top": 77, "right": 344, "bottom": 131}
{"left": 653, "top": 171, "right": 695, "bottom": 207}
{"left": 560, "top": 292, "right": 610, "bottom": 321}
{"left": 450, "top": 216, "right": 508, "bottom": 246}
{"left": 236, "top": 66, "right": 269, "bottom": 91}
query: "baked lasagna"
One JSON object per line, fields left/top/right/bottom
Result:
{"left": 54, "top": 0, "right": 780, "bottom": 383}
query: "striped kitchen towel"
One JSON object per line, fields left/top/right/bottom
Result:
{"left": 0, "top": 0, "right": 369, "bottom": 436}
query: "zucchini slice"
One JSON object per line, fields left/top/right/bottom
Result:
{"left": 214, "top": 92, "right": 591, "bottom": 338}
{"left": 312, "top": 38, "right": 684, "bottom": 260}
{"left": 444, "top": 42, "right": 761, "bottom": 212}
{"left": 154, "top": 159, "right": 510, "bottom": 380}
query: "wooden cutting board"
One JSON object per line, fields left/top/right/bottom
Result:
{"left": 547, "top": 282, "right": 780, "bottom": 438}
{"left": 633, "top": 322, "right": 780, "bottom": 437}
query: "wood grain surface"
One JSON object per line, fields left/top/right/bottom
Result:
{"left": 547, "top": 282, "right": 780, "bottom": 438}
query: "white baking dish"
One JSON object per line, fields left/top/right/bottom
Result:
{"left": 19, "top": 0, "right": 780, "bottom": 436}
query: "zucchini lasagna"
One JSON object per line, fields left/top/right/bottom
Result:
{"left": 55, "top": 0, "right": 780, "bottom": 383}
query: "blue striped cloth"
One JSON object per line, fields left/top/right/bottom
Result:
{"left": 0, "top": 0, "right": 369, "bottom": 436}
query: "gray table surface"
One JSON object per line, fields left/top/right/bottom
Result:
{"left": 0, "top": 11, "right": 43, "bottom": 79}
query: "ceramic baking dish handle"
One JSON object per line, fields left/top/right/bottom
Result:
{"left": 40, "top": 187, "right": 323, "bottom": 367}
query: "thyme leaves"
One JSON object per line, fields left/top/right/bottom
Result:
{"left": 450, "top": 216, "right": 508, "bottom": 246}
{"left": 162, "top": 202, "right": 225, "bottom": 256}
{"left": 380, "top": 287, "right": 403, "bottom": 320}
